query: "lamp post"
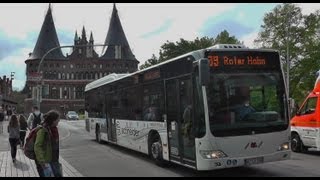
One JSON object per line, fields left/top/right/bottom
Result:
{"left": 35, "top": 44, "right": 107, "bottom": 110}
{"left": 286, "top": 12, "right": 290, "bottom": 99}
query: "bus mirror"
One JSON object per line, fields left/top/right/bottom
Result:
{"left": 199, "top": 58, "right": 210, "bottom": 86}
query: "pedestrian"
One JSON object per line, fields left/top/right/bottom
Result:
{"left": 34, "top": 110, "right": 62, "bottom": 177}
{"left": 7, "top": 107, "right": 12, "bottom": 121}
{"left": 27, "top": 106, "right": 44, "bottom": 130}
{"left": 19, "top": 115, "right": 28, "bottom": 147}
{"left": 7, "top": 115, "right": 20, "bottom": 163}
{"left": 0, "top": 107, "right": 4, "bottom": 134}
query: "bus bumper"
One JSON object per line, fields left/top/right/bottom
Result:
{"left": 196, "top": 150, "right": 291, "bottom": 171}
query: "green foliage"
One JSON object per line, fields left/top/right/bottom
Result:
{"left": 255, "top": 3, "right": 320, "bottom": 105}
{"left": 214, "top": 30, "right": 243, "bottom": 45}
{"left": 139, "top": 30, "right": 241, "bottom": 70}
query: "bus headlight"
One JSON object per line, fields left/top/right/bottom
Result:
{"left": 200, "top": 150, "right": 227, "bottom": 159}
{"left": 278, "top": 142, "right": 289, "bottom": 151}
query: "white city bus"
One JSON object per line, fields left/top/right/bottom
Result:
{"left": 85, "top": 44, "right": 291, "bottom": 170}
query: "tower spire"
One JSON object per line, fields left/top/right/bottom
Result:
{"left": 74, "top": 30, "right": 78, "bottom": 41}
{"left": 101, "top": 3, "right": 136, "bottom": 60}
{"left": 90, "top": 31, "right": 94, "bottom": 42}
{"left": 82, "top": 26, "right": 87, "bottom": 40}
{"left": 28, "top": 3, "right": 64, "bottom": 60}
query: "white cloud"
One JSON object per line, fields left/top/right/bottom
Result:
{"left": 1, "top": 3, "right": 237, "bottom": 62}
{"left": 5, "top": 3, "right": 318, "bottom": 91}
{"left": 240, "top": 31, "right": 259, "bottom": 48}
{"left": 0, "top": 46, "right": 33, "bottom": 90}
{"left": 296, "top": 3, "right": 320, "bottom": 15}
{"left": 0, "top": 3, "right": 240, "bottom": 91}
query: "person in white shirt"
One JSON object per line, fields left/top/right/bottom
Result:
{"left": 27, "top": 106, "right": 44, "bottom": 130}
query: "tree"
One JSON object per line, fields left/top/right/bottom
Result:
{"left": 254, "top": 3, "right": 320, "bottom": 104}
{"left": 139, "top": 30, "right": 241, "bottom": 70}
{"left": 214, "top": 30, "right": 242, "bottom": 44}
{"left": 139, "top": 54, "right": 159, "bottom": 70}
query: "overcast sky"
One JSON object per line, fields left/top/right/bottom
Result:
{"left": 0, "top": 3, "right": 319, "bottom": 91}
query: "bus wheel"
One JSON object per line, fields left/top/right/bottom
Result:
{"left": 150, "top": 136, "right": 166, "bottom": 166}
{"left": 291, "top": 133, "right": 306, "bottom": 152}
{"left": 96, "top": 125, "right": 102, "bottom": 144}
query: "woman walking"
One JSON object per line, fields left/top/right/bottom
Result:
{"left": 34, "top": 110, "right": 62, "bottom": 177}
{"left": 8, "top": 115, "right": 20, "bottom": 163}
{"left": 19, "top": 115, "right": 28, "bottom": 147}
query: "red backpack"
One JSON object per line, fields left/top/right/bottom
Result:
{"left": 23, "top": 126, "right": 43, "bottom": 160}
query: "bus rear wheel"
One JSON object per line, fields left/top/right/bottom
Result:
{"left": 149, "top": 135, "right": 166, "bottom": 166}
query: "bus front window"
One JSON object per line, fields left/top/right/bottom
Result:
{"left": 207, "top": 72, "right": 288, "bottom": 137}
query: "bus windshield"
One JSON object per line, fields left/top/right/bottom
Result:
{"left": 207, "top": 72, "right": 288, "bottom": 137}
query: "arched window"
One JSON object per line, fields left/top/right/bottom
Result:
{"left": 53, "top": 71, "right": 57, "bottom": 79}
{"left": 67, "top": 73, "right": 70, "bottom": 80}
{"left": 49, "top": 72, "right": 52, "bottom": 79}
{"left": 58, "top": 73, "right": 61, "bottom": 79}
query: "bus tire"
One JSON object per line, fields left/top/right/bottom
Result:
{"left": 96, "top": 125, "right": 102, "bottom": 144}
{"left": 149, "top": 134, "right": 166, "bottom": 167}
{"left": 291, "top": 133, "right": 307, "bottom": 152}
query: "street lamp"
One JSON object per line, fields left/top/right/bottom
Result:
{"left": 285, "top": 12, "right": 290, "bottom": 99}
{"left": 35, "top": 44, "right": 108, "bottom": 110}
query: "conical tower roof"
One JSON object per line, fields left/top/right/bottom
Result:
{"left": 101, "top": 3, "right": 136, "bottom": 60}
{"left": 28, "top": 4, "right": 65, "bottom": 60}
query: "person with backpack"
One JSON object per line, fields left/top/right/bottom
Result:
{"left": 27, "top": 106, "right": 44, "bottom": 130}
{"left": 34, "top": 110, "right": 62, "bottom": 177}
{"left": 0, "top": 107, "right": 4, "bottom": 134}
{"left": 19, "top": 115, "right": 28, "bottom": 147}
{"left": 8, "top": 115, "right": 20, "bottom": 163}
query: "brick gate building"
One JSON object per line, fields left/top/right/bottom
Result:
{"left": 23, "top": 4, "right": 139, "bottom": 115}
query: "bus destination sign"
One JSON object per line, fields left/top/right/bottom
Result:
{"left": 206, "top": 51, "right": 280, "bottom": 70}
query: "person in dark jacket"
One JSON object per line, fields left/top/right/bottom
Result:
{"left": 18, "top": 115, "right": 28, "bottom": 147}
{"left": 0, "top": 107, "right": 4, "bottom": 134}
{"left": 8, "top": 115, "right": 20, "bottom": 163}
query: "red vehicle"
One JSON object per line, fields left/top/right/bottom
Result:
{"left": 291, "top": 72, "right": 320, "bottom": 152}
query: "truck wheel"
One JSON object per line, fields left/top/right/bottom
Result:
{"left": 291, "top": 133, "right": 305, "bottom": 152}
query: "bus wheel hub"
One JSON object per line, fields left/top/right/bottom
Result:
{"left": 151, "top": 142, "right": 161, "bottom": 159}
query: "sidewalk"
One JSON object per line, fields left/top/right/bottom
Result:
{"left": 0, "top": 121, "right": 83, "bottom": 177}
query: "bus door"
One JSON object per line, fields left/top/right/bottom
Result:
{"left": 106, "top": 93, "right": 117, "bottom": 142}
{"left": 165, "top": 76, "right": 196, "bottom": 166}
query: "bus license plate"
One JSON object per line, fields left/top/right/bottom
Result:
{"left": 245, "top": 157, "right": 264, "bottom": 165}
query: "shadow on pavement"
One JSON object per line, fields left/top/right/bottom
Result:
{"left": 89, "top": 139, "right": 278, "bottom": 177}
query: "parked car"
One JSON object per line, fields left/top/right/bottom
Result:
{"left": 66, "top": 111, "right": 79, "bottom": 120}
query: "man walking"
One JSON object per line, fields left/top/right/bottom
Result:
{"left": 27, "top": 106, "right": 44, "bottom": 130}
{"left": 0, "top": 107, "right": 4, "bottom": 134}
